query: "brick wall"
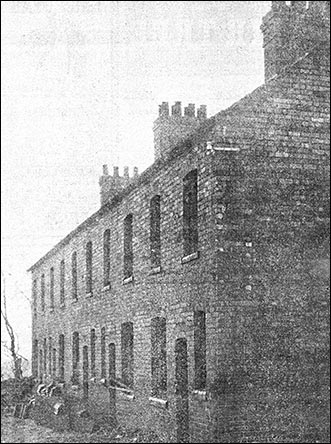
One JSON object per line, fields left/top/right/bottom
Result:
{"left": 31, "top": 140, "right": 218, "bottom": 441}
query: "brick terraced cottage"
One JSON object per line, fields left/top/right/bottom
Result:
{"left": 28, "top": 2, "right": 330, "bottom": 442}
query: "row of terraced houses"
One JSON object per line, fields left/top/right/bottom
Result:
{"left": 28, "top": 2, "right": 330, "bottom": 443}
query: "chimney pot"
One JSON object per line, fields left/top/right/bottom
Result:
{"left": 102, "top": 164, "right": 109, "bottom": 175}
{"left": 197, "top": 105, "right": 207, "bottom": 120}
{"left": 171, "top": 102, "right": 182, "bottom": 116}
{"left": 124, "top": 166, "right": 129, "bottom": 178}
{"left": 133, "top": 167, "right": 139, "bottom": 178}
{"left": 113, "top": 166, "right": 119, "bottom": 177}
{"left": 159, "top": 102, "right": 169, "bottom": 117}
{"left": 184, "top": 103, "right": 195, "bottom": 117}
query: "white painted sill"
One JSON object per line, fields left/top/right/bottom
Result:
{"left": 150, "top": 266, "right": 162, "bottom": 275}
{"left": 192, "top": 389, "right": 207, "bottom": 401}
{"left": 103, "top": 284, "right": 111, "bottom": 291}
{"left": 181, "top": 251, "right": 200, "bottom": 264}
{"left": 123, "top": 275, "right": 134, "bottom": 285}
{"left": 85, "top": 292, "right": 93, "bottom": 298}
{"left": 149, "top": 396, "right": 168, "bottom": 409}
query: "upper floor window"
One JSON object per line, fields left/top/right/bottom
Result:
{"left": 32, "top": 279, "right": 37, "bottom": 316}
{"left": 86, "top": 241, "right": 93, "bottom": 294}
{"left": 103, "top": 230, "right": 111, "bottom": 287}
{"left": 41, "top": 274, "right": 45, "bottom": 312}
{"left": 150, "top": 196, "right": 161, "bottom": 269}
{"left": 71, "top": 252, "right": 78, "bottom": 301}
{"left": 123, "top": 215, "right": 133, "bottom": 279}
{"left": 151, "top": 317, "right": 167, "bottom": 398}
{"left": 183, "top": 169, "right": 198, "bottom": 256}
{"left": 60, "top": 260, "right": 65, "bottom": 305}
{"left": 90, "top": 328, "right": 96, "bottom": 378}
{"left": 50, "top": 267, "right": 54, "bottom": 310}
{"left": 194, "top": 310, "right": 206, "bottom": 390}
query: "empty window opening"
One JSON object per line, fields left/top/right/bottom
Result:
{"left": 83, "top": 345, "right": 89, "bottom": 399}
{"left": 86, "top": 241, "right": 93, "bottom": 294}
{"left": 33, "top": 279, "right": 37, "bottom": 316}
{"left": 52, "top": 348, "right": 57, "bottom": 379}
{"left": 43, "top": 338, "right": 47, "bottom": 376}
{"left": 90, "top": 328, "right": 96, "bottom": 378}
{"left": 183, "top": 170, "right": 198, "bottom": 256}
{"left": 123, "top": 215, "right": 133, "bottom": 279}
{"left": 121, "top": 322, "right": 134, "bottom": 388}
{"left": 71, "top": 252, "right": 78, "bottom": 300}
{"left": 103, "top": 230, "right": 111, "bottom": 287}
{"left": 48, "top": 336, "right": 52, "bottom": 376}
{"left": 72, "top": 331, "right": 80, "bottom": 385}
{"left": 50, "top": 267, "right": 54, "bottom": 309}
{"left": 41, "top": 274, "right": 45, "bottom": 312}
{"left": 58, "top": 334, "right": 65, "bottom": 382}
{"left": 32, "top": 339, "right": 38, "bottom": 377}
{"left": 39, "top": 349, "right": 43, "bottom": 382}
{"left": 108, "top": 343, "right": 116, "bottom": 384}
{"left": 151, "top": 317, "right": 167, "bottom": 398}
{"left": 150, "top": 196, "right": 161, "bottom": 268}
{"left": 101, "top": 327, "right": 106, "bottom": 379}
{"left": 194, "top": 311, "right": 206, "bottom": 390}
{"left": 60, "top": 260, "right": 65, "bottom": 305}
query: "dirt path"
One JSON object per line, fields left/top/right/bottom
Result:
{"left": 1, "top": 415, "right": 137, "bottom": 443}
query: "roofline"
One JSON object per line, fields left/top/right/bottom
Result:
{"left": 27, "top": 117, "right": 215, "bottom": 273}
{"left": 27, "top": 42, "right": 328, "bottom": 273}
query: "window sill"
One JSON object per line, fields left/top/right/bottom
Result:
{"left": 181, "top": 251, "right": 200, "bottom": 264}
{"left": 192, "top": 389, "right": 207, "bottom": 401}
{"left": 71, "top": 298, "right": 78, "bottom": 304}
{"left": 150, "top": 266, "right": 161, "bottom": 275}
{"left": 118, "top": 391, "right": 135, "bottom": 401}
{"left": 59, "top": 303, "right": 65, "bottom": 309}
{"left": 86, "top": 292, "right": 93, "bottom": 298}
{"left": 149, "top": 396, "right": 168, "bottom": 409}
{"left": 103, "top": 284, "right": 111, "bottom": 291}
{"left": 123, "top": 276, "right": 134, "bottom": 285}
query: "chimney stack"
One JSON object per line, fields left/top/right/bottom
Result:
{"left": 261, "top": 0, "right": 330, "bottom": 81}
{"left": 153, "top": 101, "right": 207, "bottom": 161}
{"left": 99, "top": 164, "right": 139, "bottom": 207}
{"left": 171, "top": 101, "right": 182, "bottom": 116}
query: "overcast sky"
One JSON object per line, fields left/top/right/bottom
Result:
{"left": 1, "top": 1, "right": 270, "bottom": 369}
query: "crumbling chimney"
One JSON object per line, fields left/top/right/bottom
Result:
{"left": 153, "top": 101, "right": 207, "bottom": 160}
{"left": 99, "top": 165, "right": 139, "bottom": 206}
{"left": 261, "top": 1, "right": 330, "bottom": 81}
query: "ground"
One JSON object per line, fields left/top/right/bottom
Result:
{"left": 1, "top": 414, "right": 153, "bottom": 443}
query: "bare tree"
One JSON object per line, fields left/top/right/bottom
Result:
{"left": 1, "top": 272, "right": 25, "bottom": 380}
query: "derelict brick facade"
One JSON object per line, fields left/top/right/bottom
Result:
{"left": 29, "top": 2, "right": 330, "bottom": 443}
